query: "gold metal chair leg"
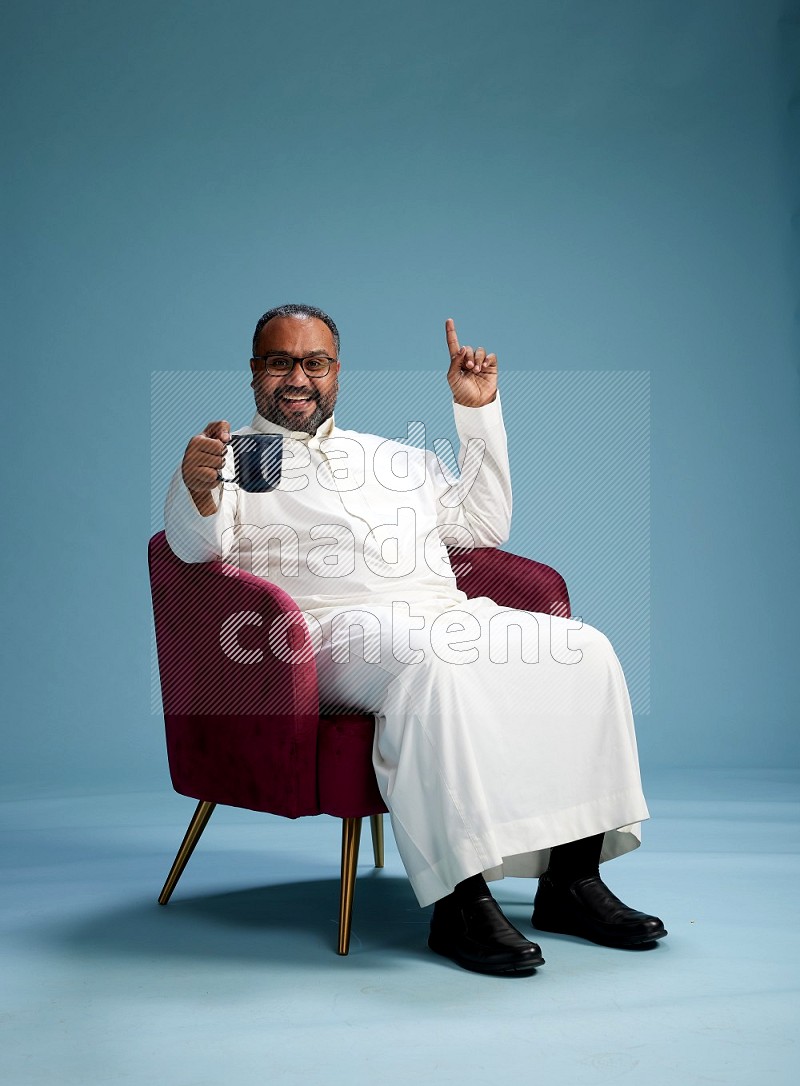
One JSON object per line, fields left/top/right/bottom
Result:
{"left": 337, "top": 817, "right": 362, "bottom": 955}
{"left": 158, "top": 800, "right": 216, "bottom": 905}
{"left": 369, "top": 813, "right": 384, "bottom": 869}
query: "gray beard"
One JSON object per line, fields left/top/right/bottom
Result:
{"left": 254, "top": 380, "right": 338, "bottom": 435}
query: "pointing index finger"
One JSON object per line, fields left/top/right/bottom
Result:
{"left": 445, "top": 317, "right": 461, "bottom": 359}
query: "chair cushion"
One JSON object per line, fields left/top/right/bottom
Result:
{"left": 317, "top": 714, "right": 387, "bottom": 818}
{"left": 166, "top": 711, "right": 322, "bottom": 817}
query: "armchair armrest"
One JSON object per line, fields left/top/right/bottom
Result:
{"left": 451, "top": 547, "right": 570, "bottom": 617}
{"left": 149, "top": 532, "right": 320, "bottom": 816}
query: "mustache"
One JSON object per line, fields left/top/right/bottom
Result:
{"left": 274, "top": 386, "right": 320, "bottom": 401}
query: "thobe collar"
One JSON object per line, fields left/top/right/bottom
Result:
{"left": 249, "top": 411, "right": 337, "bottom": 450}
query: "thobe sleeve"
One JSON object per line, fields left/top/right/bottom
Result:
{"left": 163, "top": 464, "right": 238, "bottom": 564}
{"left": 430, "top": 393, "right": 512, "bottom": 549}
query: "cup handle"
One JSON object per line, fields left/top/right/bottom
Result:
{"left": 217, "top": 445, "right": 236, "bottom": 484}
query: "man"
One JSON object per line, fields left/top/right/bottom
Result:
{"left": 164, "top": 302, "right": 666, "bottom": 977}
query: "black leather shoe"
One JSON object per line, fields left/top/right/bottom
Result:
{"left": 429, "top": 893, "right": 545, "bottom": 976}
{"left": 532, "top": 873, "right": 668, "bottom": 948}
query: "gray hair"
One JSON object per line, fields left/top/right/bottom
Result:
{"left": 252, "top": 303, "right": 340, "bottom": 356}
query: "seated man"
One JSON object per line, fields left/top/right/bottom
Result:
{"left": 164, "top": 302, "right": 667, "bottom": 977}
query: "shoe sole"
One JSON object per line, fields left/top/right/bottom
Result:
{"left": 427, "top": 934, "right": 544, "bottom": 976}
{"left": 532, "top": 915, "right": 668, "bottom": 948}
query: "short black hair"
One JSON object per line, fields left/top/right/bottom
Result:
{"left": 252, "top": 303, "right": 340, "bottom": 356}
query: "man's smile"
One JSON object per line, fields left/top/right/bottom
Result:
{"left": 277, "top": 387, "right": 318, "bottom": 413}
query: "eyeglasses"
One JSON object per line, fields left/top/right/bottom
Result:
{"left": 251, "top": 353, "right": 337, "bottom": 378}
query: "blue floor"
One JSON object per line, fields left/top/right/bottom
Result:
{"left": 2, "top": 768, "right": 798, "bottom": 1085}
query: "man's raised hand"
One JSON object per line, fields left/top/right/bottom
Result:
{"left": 181, "top": 420, "right": 231, "bottom": 515}
{"left": 445, "top": 318, "right": 498, "bottom": 407}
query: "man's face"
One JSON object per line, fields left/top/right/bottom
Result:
{"left": 250, "top": 315, "right": 340, "bottom": 434}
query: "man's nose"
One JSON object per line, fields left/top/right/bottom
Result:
{"left": 282, "top": 360, "right": 313, "bottom": 385}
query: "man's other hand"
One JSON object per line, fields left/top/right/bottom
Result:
{"left": 445, "top": 319, "right": 498, "bottom": 408}
{"left": 181, "top": 420, "right": 231, "bottom": 516}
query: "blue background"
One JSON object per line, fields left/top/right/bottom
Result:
{"left": 3, "top": 0, "right": 798, "bottom": 791}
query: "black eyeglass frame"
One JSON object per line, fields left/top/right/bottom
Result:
{"left": 251, "top": 353, "right": 338, "bottom": 378}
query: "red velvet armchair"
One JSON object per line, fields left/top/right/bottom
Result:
{"left": 149, "top": 531, "right": 570, "bottom": 954}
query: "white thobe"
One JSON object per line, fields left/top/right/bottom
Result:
{"left": 164, "top": 395, "right": 649, "bottom": 907}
